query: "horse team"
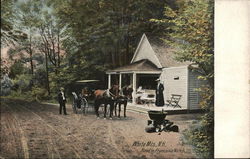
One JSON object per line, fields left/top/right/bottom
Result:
{"left": 87, "top": 85, "right": 132, "bottom": 119}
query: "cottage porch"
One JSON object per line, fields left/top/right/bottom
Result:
{"left": 106, "top": 59, "right": 161, "bottom": 104}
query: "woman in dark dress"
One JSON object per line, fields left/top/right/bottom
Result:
{"left": 155, "top": 79, "right": 165, "bottom": 107}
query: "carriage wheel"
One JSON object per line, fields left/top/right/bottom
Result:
{"left": 81, "top": 98, "right": 88, "bottom": 115}
{"left": 81, "top": 105, "right": 84, "bottom": 115}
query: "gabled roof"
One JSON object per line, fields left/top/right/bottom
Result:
{"left": 106, "top": 59, "right": 161, "bottom": 73}
{"left": 130, "top": 34, "right": 162, "bottom": 68}
{"left": 131, "top": 34, "right": 191, "bottom": 68}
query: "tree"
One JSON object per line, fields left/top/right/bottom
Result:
{"left": 49, "top": 0, "right": 169, "bottom": 86}
{"left": 12, "top": 0, "right": 67, "bottom": 95}
{"left": 151, "top": 0, "right": 214, "bottom": 158}
{"left": 4, "top": 0, "right": 177, "bottom": 98}
{"left": 37, "top": 6, "right": 66, "bottom": 95}
{"left": 8, "top": 60, "right": 27, "bottom": 79}
{"left": 152, "top": 0, "right": 214, "bottom": 86}
{"left": 14, "top": 0, "right": 43, "bottom": 75}
{"left": 38, "top": 15, "right": 63, "bottom": 75}
{"left": 1, "top": 0, "right": 27, "bottom": 46}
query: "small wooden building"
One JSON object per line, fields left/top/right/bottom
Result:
{"left": 106, "top": 34, "right": 206, "bottom": 110}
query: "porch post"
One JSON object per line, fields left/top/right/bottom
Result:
{"left": 132, "top": 72, "right": 136, "bottom": 104}
{"left": 108, "top": 74, "right": 111, "bottom": 89}
{"left": 119, "top": 73, "right": 122, "bottom": 90}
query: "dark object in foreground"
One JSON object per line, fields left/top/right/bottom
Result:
{"left": 145, "top": 110, "right": 179, "bottom": 133}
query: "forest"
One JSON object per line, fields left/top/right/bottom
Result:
{"left": 1, "top": 0, "right": 214, "bottom": 158}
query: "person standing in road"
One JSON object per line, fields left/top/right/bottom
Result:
{"left": 58, "top": 87, "right": 67, "bottom": 115}
{"left": 155, "top": 78, "right": 165, "bottom": 107}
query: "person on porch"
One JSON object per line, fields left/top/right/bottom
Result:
{"left": 155, "top": 79, "right": 165, "bottom": 107}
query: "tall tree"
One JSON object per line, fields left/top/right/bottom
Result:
{"left": 1, "top": 0, "right": 27, "bottom": 46}
{"left": 49, "top": 0, "right": 169, "bottom": 85}
{"left": 39, "top": 16, "right": 62, "bottom": 75}
{"left": 37, "top": 5, "right": 66, "bottom": 94}
{"left": 151, "top": 0, "right": 214, "bottom": 158}
{"left": 15, "top": 0, "right": 43, "bottom": 75}
{"left": 13, "top": 0, "right": 66, "bottom": 94}
{"left": 152, "top": 0, "right": 214, "bottom": 86}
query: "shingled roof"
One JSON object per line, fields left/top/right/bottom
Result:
{"left": 106, "top": 59, "right": 161, "bottom": 73}
{"left": 107, "top": 34, "right": 192, "bottom": 74}
{"left": 131, "top": 34, "right": 191, "bottom": 68}
{"left": 151, "top": 44, "right": 191, "bottom": 68}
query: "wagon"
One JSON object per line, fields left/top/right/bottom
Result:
{"left": 72, "top": 92, "right": 88, "bottom": 114}
{"left": 71, "top": 80, "right": 99, "bottom": 114}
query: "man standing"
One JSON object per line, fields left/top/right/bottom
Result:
{"left": 155, "top": 79, "right": 165, "bottom": 107}
{"left": 58, "top": 87, "right": 67, "bottom": 115}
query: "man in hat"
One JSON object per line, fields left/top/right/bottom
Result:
{"left": 58, "top": 87, "right": 67, "bottom": 115}
{"left": 155, "top": 78, "right": 165, "bottom": 106}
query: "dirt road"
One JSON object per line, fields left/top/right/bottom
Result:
{"left": 0, "top": 98, "right": 198, "bottom": 159}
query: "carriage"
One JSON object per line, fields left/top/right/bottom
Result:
{"left": 71, "top": 80, "right": 99, "bottom": 114}
{"left": 71, "top": 80, "right": 129, "bottom": 118}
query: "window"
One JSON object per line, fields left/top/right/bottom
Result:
{"left": 174, "top": 76, "right": 179, "bottom": 80}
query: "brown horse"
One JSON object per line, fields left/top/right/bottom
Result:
{"left": 93, "top": 89, "right": 114, "bottom": 119}
{"left": 110, "top": 85, "right": 129, "bottom": 118}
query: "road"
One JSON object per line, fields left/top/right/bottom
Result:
{"left": 0, "top": 98, "right": 198, "bottom": 159}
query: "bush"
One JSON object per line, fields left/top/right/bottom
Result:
{"left": 31, "top": 86, "right": 48, "bottom": 101}
{"left": 32, "top": 68, "right": 47, "bottom": 87}
{"left": 9, "top": 86, "right": 49, "bottom": 102}
{"left": 9, "top": 60, "right": 28, "bottom": 79}
{"left": 183, "top": 112, "right": 213, "bottom": 158}
{"left": 0, "top": 74, "right": 13, "bottom": 96}
{"left": 12, "top": 74, "right": 32, "bottom": 92}
{"left": 182, "top": 86, "right": 214, "bottom": 158}
{"left": 8, "top": 90, "right": 34, "bottom": 101}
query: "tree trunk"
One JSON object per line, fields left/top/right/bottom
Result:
{"left": 29, "top": 35, "right": 34, "bottom": 75}
{"left": 45, "top": 52, "right": 50, "bottom": 95}
{"left": 57, "top": 31, "right": 60, "bottom": 69}
{"left": 111, "top": 50, "right": 116, "bottom": 68}
{"left": 125, "top": 34, "right": 130, "bottom": 64}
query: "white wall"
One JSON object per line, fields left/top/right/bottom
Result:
{"left": 161, "top": 66, "right": 188, "bottom": 109}
{"left": 188, "top": 69, "right": 203, "bottom": 110}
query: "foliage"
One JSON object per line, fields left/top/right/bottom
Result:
{"left": 8, "top": 86, "right": 48, "bottom": 102}
{"left": 8, "top": 90, "right": 32, "bottom": 101}
{"left": 183, "top": 86, "right": 214, "bottom": 158}
{"left": 4, "top": 0, "right": 202, "bottom": 103}
{"left": 1, "top": 58, "right": 9, "bottom": 77}
{"left": 14, "top": 0, "right": 47, "bottom": 75}
{"left": 49, "top": 0, "right": 170, "bottom": 85}
{"left": 0, "top": 74, "right": 13, "bottom": 96}
{"left": 8, "top": 0, "right": 68, "bottom": 94}
{"left": 151, "top": 0, "right": 214, "bottom": 87}
{"left": 12, "top": 74, "right": 32, "bottom": 92}
{"left": 31, "top": 68, "right": 48, "bottom": 87}
{"left": 8, "top": 72, "right": 49, "bottom": 101}
{"left": 152, "top": 0, "right": 214, "bottom": 158}
{"left": 31, "top": 86, "right": 48, "bottom": 101}
{"left": 9, "top": 60, "right": 28, "bottom": 79}
{"left": 1, "top": 0, "right": 27, "bottom": 46}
